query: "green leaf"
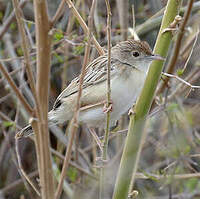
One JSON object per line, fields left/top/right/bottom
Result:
{"left": 17, "top": 47, "right": 24, "bottom": 56}
{"left": 53, "top": 31, "right": 64, "bottom": 42}
{"left": 10, "top": 22, "right": 17, "bottom": 30}
{"left": 176, "top": 69, "right": 184, "bottom": 76}
{"left": 185, "top": 178, "right": 198, "bottom": 191}
{"left": 73, "top": 45, "right": 84, "bottom": 55}
{"left": 167, "top": 103, "right": 179, "bottom": 112}
{"left": 3, "top": 121, "right": 14, "bottom": 128}
{"left": 67, "top": 167, "right": 78, "bottom": 182}
{"left": 54, "top": 52, "right": 64, "bottom": 63}
{"left": 0, "top": 12, "right": 3, "bottom": 21}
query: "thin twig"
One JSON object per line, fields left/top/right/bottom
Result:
{"left": 135, "top": 172, "right": 200, "bottom": 180}
{"left": 162, "top": 72, "right": 200, "bottom": 89}
{"left": 116, "top": 0, "right": 128, "bottom": 40}
{"left": 0, "top": 0, "right": 28, "bottom": 40}
{"left": 168, "top": 67, "right": 200, "bottom": 100}
{"left": 157, "top": 0, "right": 195, "bottom": 94}
{"left": 182, "top": 28, "right": 199, "bottom": 71}
{"left": 0, "top": 62, "right": 33, "bottom": 115}
{"left": 130, "top": 4, "right": 140, "bottom": 41}
{"left": 89, "top": 128, "right": 103, "bottom": 152}
{"left": 103, "top": 0, "right": 112, "bottom": 164}
{"left": 3, "top": 33, "right": 35, "bottom": 106}
{"left": 0, "top": 111, "right": 21, "bottom": 130}
{"left": 51, "top": 148, "right": 98, "bottom": 180}
{"left": 1, "top": 126, "right": 36, "bottom": 197}
{"left": 55, "top": 1, "right": 95, "bottom": 198}
{"left": 50, "top": 0, "right": 66, "bottom": 27}
{"left": 12, "top": 0, "right": 39, "bottom": 111}
{"left": 15, "top": 139, "right": 41, "bottom": 196}
{"left": 64, "top": 0, "right": 104, "bottom": 55}
{"left": 0, "top": 170, "right": 38, "bottom": 195}
{"left": 100, "top": 1, "right": 112, "bottom": 198}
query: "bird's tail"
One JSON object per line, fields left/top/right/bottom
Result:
{"left": 15, "top": 125, "right": 33, "bottom": 139}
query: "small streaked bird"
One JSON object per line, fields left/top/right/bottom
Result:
{"left": 16, "top": 39, "right": 164, "bottom": 138}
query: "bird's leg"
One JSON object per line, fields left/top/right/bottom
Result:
{"left": 88, "top": 127, "right": 103, "bottom": 153}
{"left": 103, "top": 100, "right": 113, "bottom": 113}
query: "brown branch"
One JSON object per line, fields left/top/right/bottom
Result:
{"left": 157, "top": 0, "right": 195, "bottom": 94}
{"left": 32, "top": 0, "right": 55, "bottom": 198}
{"left": 55, "top": 1, "right": 95, "bottom": 198}
{"left": 64, "top": 0, "right": 105, "bottom": 55}
{"left": 50, "top": 0, "right": 66, "bottom": 28}
{"left": 12, "top": 0, "right": 39, "bottom": 111}
{"left": 0, "top": 62, "right": 33, "bottom": 115}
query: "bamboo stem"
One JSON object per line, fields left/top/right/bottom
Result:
{"left": 112, "top": 1, "right": 181, "bottom": 199}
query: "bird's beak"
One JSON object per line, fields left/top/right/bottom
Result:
{"left": 151, "top": 54, "right": 165, "bottom": 61}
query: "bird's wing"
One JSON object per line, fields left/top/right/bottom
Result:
{"left": 53, "top": 55, "right": 117, "bottom": 110}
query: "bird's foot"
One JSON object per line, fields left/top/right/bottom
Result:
{"left": 128, "top": 108, "right": 135, "bottom": 116}
{"left": 162, "top": 15, "right": 182, "bottom": 36}
{"left": 103, "top": 100, "right": 113, "bottom": 113}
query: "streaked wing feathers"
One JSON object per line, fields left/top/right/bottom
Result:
{"left": 53, "top": 55, "right": 116, "bottom": 110}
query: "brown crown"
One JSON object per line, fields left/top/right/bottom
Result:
{"left": 116, "top": 39, "right": 153, "bottom": 55}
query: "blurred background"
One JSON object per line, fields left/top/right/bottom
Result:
{"left": 0, "top": 0, "right": 200, "bottom": 198}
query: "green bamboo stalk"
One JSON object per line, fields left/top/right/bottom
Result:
{"left": 112, "top": 1, "right": 182, "bottom": 199}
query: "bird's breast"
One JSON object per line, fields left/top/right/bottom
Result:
{"left": 110, "top": 69, "right": 146, "bottom": 119}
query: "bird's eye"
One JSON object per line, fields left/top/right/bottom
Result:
{"left": 132, "top": 51, "right": 140, "bottom": 57}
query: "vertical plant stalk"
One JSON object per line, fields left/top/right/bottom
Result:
{"left": 99, "top": 1, "right": 111, "bottom": 198}
{"left": 103, "top": 0, "right": 112, "bottom": 167}
{"left": 33, "top": 0, "right": 55, "bottom": 198}
{"left": 116, "top": 0, "right": 128, "bottom": 40}
{"left": 112, "top": 1, "right": 181, "bottom": 199}
{"left": 12, "top": 0, "right": 37, "bottom": 100}
{"left": 157, "top": 0, "right": 194, "bottom": 94}
{"left": 54, "top": 1, "right": 95, "bottom": 198}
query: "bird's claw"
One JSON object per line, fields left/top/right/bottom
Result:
{"left": 103, "top": 100, "right": 113, "bottom": 113}
{"left": 128, "top": 108, "right": 135, "bottom": 116}
{"left": 162, "top": 15, "right": 182, "bottom": 36}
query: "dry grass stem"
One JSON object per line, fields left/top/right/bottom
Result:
{"left": 12, "top": 0, "right": 38, "bottom": 107}
{"left": 130, "top": 5, "right": 140, "bottom": 41}
{"left": 0, "top": 62, "right": 33, "bottom": 115}
{"left": 15, "top": 140, "right": 40, "bottom": 196}
{"left": 99, "top": 0, "right": 111, "bottom": 198}
{"left": 50, "top": 0, "right": 66, "bottom": 27}
{"left": 55, "top": 1, "right": 95, "bottom": 198}
{"left": 162, "top": 72, "right": 200, "bottom": 89}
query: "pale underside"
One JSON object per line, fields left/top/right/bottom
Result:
{"left": 48, "top": 55, "right": 147, "bottom": 128}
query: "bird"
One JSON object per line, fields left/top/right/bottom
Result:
{"left": 16, "top": 39, "right": 164, "bottom": 139}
